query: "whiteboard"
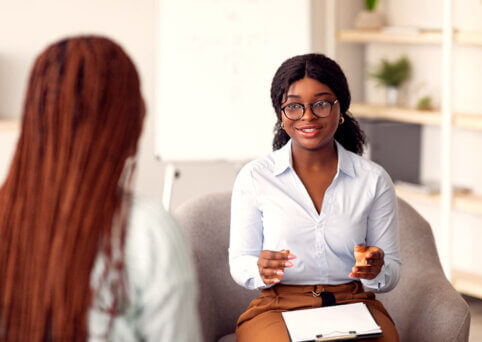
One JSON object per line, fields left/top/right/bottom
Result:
{"left": 155, "top": 0, "right": 311, "bottom": 161}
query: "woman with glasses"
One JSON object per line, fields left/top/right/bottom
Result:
{"left": 229, "top": 54, "right": 400, "bottom": 341}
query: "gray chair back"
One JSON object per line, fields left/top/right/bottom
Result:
{"left": 175, "top": 192, "right": 470, "bottom": 342}
{"left": 175, "top": 193, "right": 258, "bottom": 342}
{"left": 377, "top": 199, "right": 470, "bottom": 341}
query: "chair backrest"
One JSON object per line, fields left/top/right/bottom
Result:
{"left": 377, "top": 199, "right": 470, "bottom": 341}
{"left": 175, "top": 192, "right": 470, "bottom": 342}
{"left": 174, "top": 192, "right": 258, "bottom": 342}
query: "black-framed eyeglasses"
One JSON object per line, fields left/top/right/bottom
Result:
{"left": 281, "top": 99, "right": 338, "bottom": 121}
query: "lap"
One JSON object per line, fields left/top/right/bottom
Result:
{"left": 236, "top": 305, "right": 398, "bottom": 342}
{"left": 360, "top": 303, "right": 399, "bottom": 342}
{"left": 236, "top": 310, "right": 290, "bottom": 342}
{"left": 236, "top": 282, "right": 399, "bottom": 342}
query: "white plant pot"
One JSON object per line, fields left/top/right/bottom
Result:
{"left": 354, "top": 10, "right": 384, "bottom": 30}
{"left": 386, "top": 87, "right": 398, "bottom": 106}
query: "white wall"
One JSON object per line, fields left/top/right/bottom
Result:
{"left": 0, "top": 0, "right": 325, "bottom": 207}
{"left": 156, "top": 0, "right": 311, "bottom": 161}
{"left": 0, "top": 0, "right": 163, "bottom": 199}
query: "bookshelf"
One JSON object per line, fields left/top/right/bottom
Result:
{"left": 329, "top": 1, "right": 482, "bottom": 297}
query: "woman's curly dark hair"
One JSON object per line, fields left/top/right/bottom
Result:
{"left": 270, "top": 53, "right": 366, "bottom": 155}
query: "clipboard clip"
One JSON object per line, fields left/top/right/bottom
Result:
{"left": 315, "top": 331, "right": 357, "bottom": 341}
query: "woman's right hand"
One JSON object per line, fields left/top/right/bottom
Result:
{"left": 257, "top": 250, "right": 296, "bottom": 285}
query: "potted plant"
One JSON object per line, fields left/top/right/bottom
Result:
{"left": 355, "top": 0, "right": 384, "bottom": 30}
{"left": 417, "top": 96, "right": 433, "bottom": 110}
{"left": 370, "top": 56, "right": 411, "bottom": 106}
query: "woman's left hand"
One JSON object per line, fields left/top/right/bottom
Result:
{"left": 349, "top": 244, "right": 385, "bottom": 280}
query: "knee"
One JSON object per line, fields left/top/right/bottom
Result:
{"left": 370, "top": 308, "right": 399, "bottom": 342}
{"left": 236, "top": 312, "right": 290, "bottom": 342}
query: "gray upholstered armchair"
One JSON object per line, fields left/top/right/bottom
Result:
{"left": 174, "top": 192, "right": 471, "bottom": 342}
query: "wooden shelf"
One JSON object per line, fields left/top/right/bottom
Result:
{"left": 394, "top": 185, "right": 441, "bottom": 206}
{"left": 455, "top": 31, "right": 482, "bottom": 46}
{"left": 452, "top": 269, "right": 482, "bottom": 299}
{"left": 454, "top": 193, "right": 482, "bottom": 216}
{"left": 454, "top": 113, "right": 482, "bottom": 131}
{"left": 0, "top": 119, "right": 19, "bottom": 132}
{"left": 338, "top": 29, "right": 482, "bottom": 46}
{"left": 350, "top": 103, "right": 441, "bottom": 126}
{"left": 338, "top": 29, "right": 443, "bottom": 44}
{"left": 350, "top": 103, "right": 482, "bottom": 131}
{"left": 395, "top": 185, "right": 482, "bottom": 216}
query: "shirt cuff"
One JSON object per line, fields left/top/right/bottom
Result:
{"left": 361, "top": 263, "right": 387, "bottom": 292}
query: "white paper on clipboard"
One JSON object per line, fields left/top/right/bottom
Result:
{"left": 281, "top": 302, "right": 382, "bottom": 341}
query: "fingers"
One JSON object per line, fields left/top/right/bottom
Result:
{"left": 349, "top": 271, "right": 376, "bottom": 280}
{"left": 354, "top": 245, "right": 384, "bottom": 267}
{"left": 349, "top": 265, "right": 381, "bottom": 280}
{"left": 354, "top": 243, "right": 368, "bottom": 252}
{"left": 351, "top": 245, "right": 385, "bottom": 280}
{"left": 359, "top": 257, "right": 384, "bottom": 267}
{"left": 263, "top": 277, "right": 282, "bottom": 284}
{"left": 258, "top": 249, "right": 297, "bottom": 285}
{"left": 259, "top": 250, "right": 285, "bottom": 260}
{"left": 366, "top": 246, "right": 384, "bottom": 259}
{"left": 258, "top": 258, "right": 293, "bottom": 268}
{"left": 258, "top": 265, "right": 285, "bottom": 285}
{"left": 354, "top": 245, "right": 384, "bottom": 257}
{"left": 258, "top": 250, "right": 296, "bottom": 265}
{"left": 351, "top": 265, "right": 378, "bottom": 273}
{"left": 259, "top": 250, "right": 296, "bottom": 261}
{"left": 260, "top": 267, "right": 284, "bottom": 277}
{"left": 258, "top": 267, "right": 286, "bottom": 285}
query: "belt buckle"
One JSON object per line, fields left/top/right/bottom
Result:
{"left": 312, "top": 286, "right": 325, "bottom": 297}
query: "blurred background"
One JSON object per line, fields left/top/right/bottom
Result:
{"left": 0, "top": 0, "right": 481, "bottom": 339}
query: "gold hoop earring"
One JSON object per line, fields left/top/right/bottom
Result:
{"left": 339, "top": 116, "right": 345, "bottom": 124}
{"left": 280, "top": 122, "right": 285, "bottom": 129}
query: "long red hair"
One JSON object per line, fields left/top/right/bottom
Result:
{"left": 0, "top": 36, "right": 144, "bottom": 340}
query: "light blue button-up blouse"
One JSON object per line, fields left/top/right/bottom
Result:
{"left": 229, "top": 140, "right": 401, "bottom": 293}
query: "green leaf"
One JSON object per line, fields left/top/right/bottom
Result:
{"left": 417, "top": 96, "right": 433, "bottom": 110}
{"left": 366, "top": 0, "right": 378, "bottom": 11}
{"left": 370, "top": 56, "right": 411, "bottom": 87}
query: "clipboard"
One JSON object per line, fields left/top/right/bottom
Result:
{"left": 282, "top": 303, "right": 383, "bottom": 342}
{"left": 314, "top": 331, "right": 383, "bottom": 341}
{"left": 294, "top": 331, "right": 383, "bottom": 342}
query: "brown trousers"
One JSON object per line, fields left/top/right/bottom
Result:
{"left": 236, "top": 281, "right": 399, "bottom": 342}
